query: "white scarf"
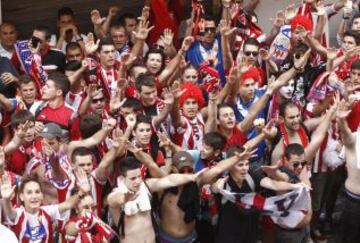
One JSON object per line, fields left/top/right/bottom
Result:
{"left": 199, "top": 39, "right": 219, "bottom": 65}
{"left": 115, "top": 181, "right": 152, "bottom": 216}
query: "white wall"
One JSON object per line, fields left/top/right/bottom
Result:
{"left": 255, "top": 0, "right": 342, "bottom": 46}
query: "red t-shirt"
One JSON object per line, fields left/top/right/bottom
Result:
{"left": 6, "top": 138, "right": 42, "bottom": 175}
{"left": 222, "top": 126, "right": 247, "bottom": 151}
{"left": 36, "top": 102, "right": 76, "bottom": 140}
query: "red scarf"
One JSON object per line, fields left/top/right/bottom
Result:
{"left": 279, "top": 122, "right": 309, "bottom": 152}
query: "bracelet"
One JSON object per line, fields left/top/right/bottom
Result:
{"left": 343, "top": 15, "right": 350, "bottom": 20}
{"left": 76, "top": 37, "right": 83, "bottom": 42}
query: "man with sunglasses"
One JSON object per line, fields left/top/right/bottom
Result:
{"left": 186, "top": 15, "right": 226, "bottom": 86}
{"left": 11, "top": 25, "right": 66, "bottom": 76}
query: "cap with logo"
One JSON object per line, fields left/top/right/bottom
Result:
{"left": 39, "top": 123, "right": 62, "bottom": 140}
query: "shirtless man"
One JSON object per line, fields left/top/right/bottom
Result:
{"left": 335, "top": 101, "right": 360, "bottom": 243}
{"left": 156, "top": 148, "right": 257, "bottom": 242}
{"left": 270, "top": 101, "right": 335, "bottom": 165}
{"left": 107, "top": 156, "right": 204, "bottom": 243}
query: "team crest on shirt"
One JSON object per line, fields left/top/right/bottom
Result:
{"left": 177, "top": 127, "right": 185, "bottom": 134}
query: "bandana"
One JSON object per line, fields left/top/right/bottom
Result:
{"left": 198, "top": 61, "right": 220, "bottom": 93}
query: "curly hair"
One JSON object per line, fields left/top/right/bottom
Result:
{"left": 178, "top": 82, "right": 205, "bottom": 108}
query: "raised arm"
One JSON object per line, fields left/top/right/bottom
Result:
{"left": 129, "top": 18, "right": 154, "bottom": 68}
{"left": 305, "top": 99, "right": 338, "bottom": 162}
{"left": 152, "top": 88, "right": 174, "bottom": 130}
{"left": 58, "top": 169, "right": 91, "bottom": 214}
{"left": 146, "top": 172, "right": 199, "bottom": 193}
{"left": 90, "top": 9, "right": 106, "bottom": 38}
{"left": 158, "top": 36, "right": 194, "bottom": 87}
{"left": 198, "top": 147, "right": 256, "bottom": 185}
{"left": 67, "top": 117, "right": 116, "bottom": 158}
{"left": 94, "top": 128, "right": 125, "bottom": 182}
{"left": 128, "top": 142, "right": 166, "bottom": 178}
{"left": 337, "top": 99, "right": 355, "bottom": 147}
{"left": 4, "top": 121, "right": 29, "bottom": 154}
{"left": 219, "top": 19, "right": 235, "bottom": 71}
{"left": 0, "top": 172, "right": 17, "bottom": 222}
{"left": 260, "top": 177, "right": 306, "bottom": 191}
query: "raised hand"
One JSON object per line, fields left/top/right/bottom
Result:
{"left": 314, "top": 2, "right": 326, "bottom": 16}
{"left": 75, "top": 168, "right": 91, "bottom": 194}
{"left": 41, "top": 138, "right": 56, "bottom": 158}
{"left": 86, "top": 84, "right": 102, "bottom": 99}
{"left": 271, "top": 10, "right": 285, "bottom": 28}
{"left": 139, "top": 6, "right": 150, "bottom": 21}
{"left": 111, "top": 127, "right": 125, "bottom": 150}
{"left": 327, "top": 47, "right": 337, "bottom": 61}
{"left": 181, "top": 36, "right": 194, "bottom": 52}
{"left": 125, "top": 114, "right": 136, "bottom": 129}
{"left": 343, "top": 0, "right": 353, "bottom": 19}
{"left": 219, "top": 19, "right": 236, "bottom": 37}
{"left": 102, "top": 118, "right": 117, "bottom": 132}
{"left": 125, "top": 140, "right": 142, "bottom": 154}
{"left": 234, "top": 147, "right": 258, "bottom": 161}
{"left": 0, "top": 72, "right": 19, "bottom": 85}
{"left": 259, "top": 48, "right": 271, "bottom": 61}
{"left": 0, "top": 172, "right": 15, "bottom": 200}
{"left": 171, "top": 81, "right": 186, "bottom": 99}
{"left": 261, "top": 162, "right": 280, "bottom": 177}
{"left": 163, "top": 88, "right": 175, "bottom": 105}
{"left": 336, "top": 99, "right": 351, "bottom": 119}
{"left": 212, "top": 176, "right": 229, "bottom": 193}
{"left": 158, "top": 131, "right": 172, "bottom": 149}
{"left": 262, "top": 119, "right": 277, "bottom": 140}
{"left": 285, "top": 4, "right": 296, "bottom": 23}
{"left": 227, "top": 65, "right": 238, "bottom": 85}
{"left": 294, "top": 48, "right": 312, "bottom": 71}
{"left": 132, "top": 20, "right": 154, "bottom": 41}
{"left": 15, "top": 120, "right": 30, "bottom": 141}
{"left": 110, "top": 90, "right": 126, "bottom": 112}
{"left": 108, "top": 6, "right": 119, "bottom": 18}
{"left": 90, "top": 9, "right": 106, "bottom": 26}
{"left": 84, "top": 33, "right": 100, "bottom": 54}
{"left": 160, "top": 28, "right": 174, "bottom": 47}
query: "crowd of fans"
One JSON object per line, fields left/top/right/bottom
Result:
{"left": 0, "top": 0, "right": 360, "bottom": 242}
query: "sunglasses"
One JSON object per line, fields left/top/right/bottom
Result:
{"left": 92, "top": 97, "right": 104, "bottom": 103}
{"left": 292, "top": 160, "right": 307, "bottom": 168}
{"left": 203, "top": 27, "right": 216, "bottom": 33}
{"left": 244, "top": 51, "right": 259, "bottom": 57}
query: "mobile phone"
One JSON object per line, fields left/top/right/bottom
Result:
{"left": 31, "top": 36, "right": 41, "bottom": 47}
{"left": 65, "top": 29, "right": 73, "bottom": 38}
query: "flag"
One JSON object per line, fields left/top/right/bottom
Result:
{"left": 219, "top": 186, "right": 310, "bottom": 228}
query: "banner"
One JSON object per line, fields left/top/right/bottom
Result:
{"left": 219, "top": 186, "right": 310, "bottom": 228}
